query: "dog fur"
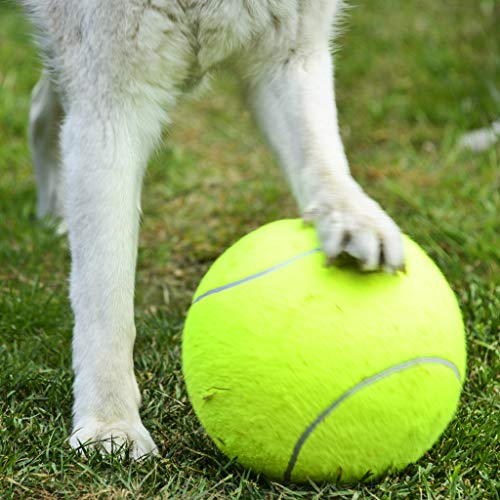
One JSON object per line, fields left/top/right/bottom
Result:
{"left": 22, "top": 0, "right": 404, "bottom": 457}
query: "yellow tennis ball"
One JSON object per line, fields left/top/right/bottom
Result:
{"left": 182, "top": 219, "right": 466, "bottom": 484}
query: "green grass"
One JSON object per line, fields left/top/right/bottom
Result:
{"left": 1, "top": 0, "right": 499, "bottom": 497}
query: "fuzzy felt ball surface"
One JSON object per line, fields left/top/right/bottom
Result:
{"left": 182, "top": 219, "right": 466, "bottom": 484}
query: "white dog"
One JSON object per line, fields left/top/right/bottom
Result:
{"left": 22, "top": 0, "right": 405, "bottom": 458}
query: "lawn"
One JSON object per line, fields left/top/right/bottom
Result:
{"left": 0, "top": 0, "right": 498, "bottom": 498}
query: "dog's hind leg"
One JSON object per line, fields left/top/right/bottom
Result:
{"left": 29, "top": 70, "right": 65, "bottom": 225}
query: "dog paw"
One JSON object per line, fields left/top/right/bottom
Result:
{"left": 70, "top": 419, "right": 158, "bottom": 459}
{"left": 303, "top": 182, "right": 405, "bottom": 272}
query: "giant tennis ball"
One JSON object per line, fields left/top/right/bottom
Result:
{"left": 182, "top": 219, "right": 466, "bottom": 484}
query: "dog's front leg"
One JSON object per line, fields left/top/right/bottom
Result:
{"left": 246, "top": 48, "right": 404, "bottom": 271}
{"left": 61, "top": 100, "right": 161, "bottom": 458}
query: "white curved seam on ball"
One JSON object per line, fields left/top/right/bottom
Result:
{"left": 192, "top": 248, "right": 322, "bottom": 304}
{"left": 284, "top": 356, "right": 462, "bottom": 482}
